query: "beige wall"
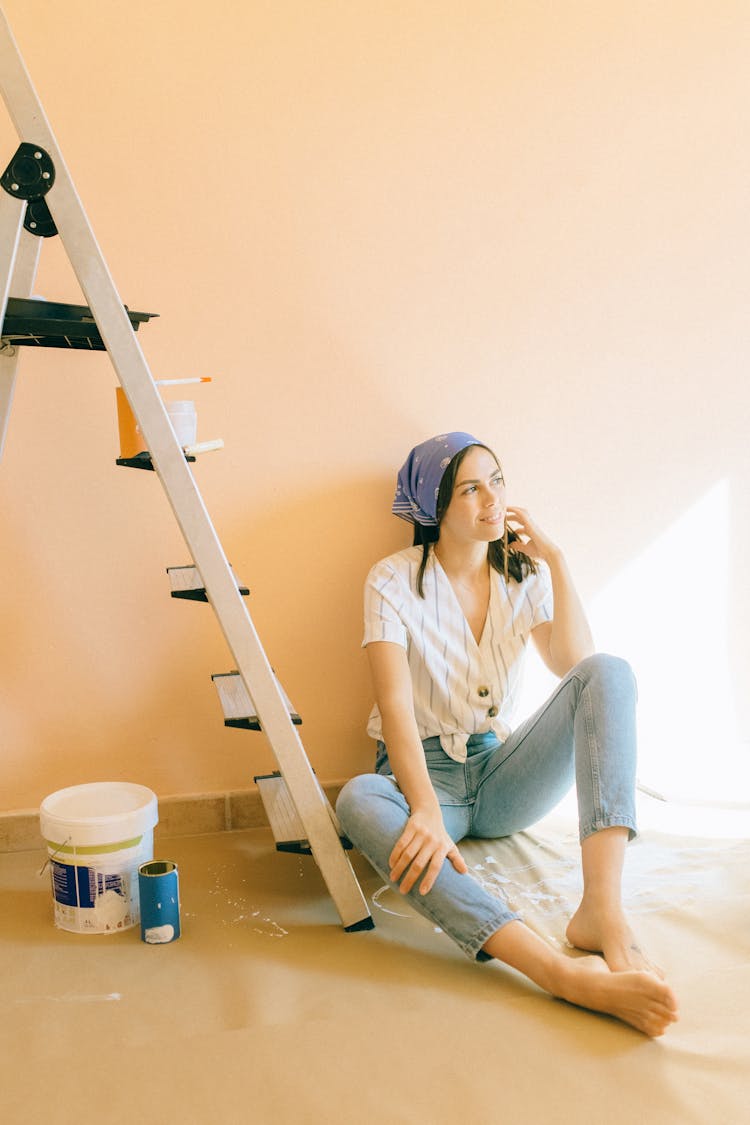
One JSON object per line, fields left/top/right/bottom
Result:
{"left": 1, "top": 1, "right": 748, "bottom": 812}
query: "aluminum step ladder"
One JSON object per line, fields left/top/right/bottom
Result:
{"left": 0, "top": 8, "right": 372, "bottom": 932}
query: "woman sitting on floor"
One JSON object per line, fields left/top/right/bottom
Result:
{"left": 337, "top": 432, "right": 679, "bottom": 1037}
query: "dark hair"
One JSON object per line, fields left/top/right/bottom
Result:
{"left": 413, "top": 443, "right": 537, "bottom": 597}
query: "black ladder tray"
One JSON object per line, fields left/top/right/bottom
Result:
{"left": 1, "top": 297, "right": 157, "bottom": 349}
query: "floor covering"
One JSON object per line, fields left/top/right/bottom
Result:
{"left": 1, "top": 795, "right": 748, "bottom": 1124}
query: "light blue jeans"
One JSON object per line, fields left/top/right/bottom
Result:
{"left": 336, "top": 654, "right": 638, "bottom": 961}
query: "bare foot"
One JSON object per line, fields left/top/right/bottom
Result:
{"left": 556, "top": 955, "right": 679, "bottom": 1037}
{"left": 482, "top": 919, "right": 678, "bottom": 1037}
{"left": 566, "top": 903, "right": 663, "bottom": 977}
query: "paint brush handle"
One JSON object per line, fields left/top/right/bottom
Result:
{"left": 183, "top": 439, "right": 224, "bottom": 455}
{"left": 156, "top": 377, "right": 212, "bottom": 386}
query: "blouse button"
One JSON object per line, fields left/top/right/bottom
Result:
{"left": 487, "top": 705, "right": 498, "bottom": 718}
{"left": 478, "top": 686, "right": 489, "bottom": 698}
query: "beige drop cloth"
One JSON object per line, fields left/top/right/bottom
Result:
{"left": 1, "top": 794, "right": 748, "bottom": 1124}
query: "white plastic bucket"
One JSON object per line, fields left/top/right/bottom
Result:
{"left": 39, "top": 782, "right": 158, "bottom": 935}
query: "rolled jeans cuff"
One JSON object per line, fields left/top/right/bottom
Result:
{"left": 470, "top": 912, "right": 521, "bottom": 962}
{"left": 579, "top": 815, "right": 638, "bottom": 844}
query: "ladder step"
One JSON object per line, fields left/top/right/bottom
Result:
{"left": 166, "top": 565, "right": 249, "bottom": 601}
{"left": 255, "top": 772, "right": 311, "bottom": 854}
{"left": 254, "top": 772, "right": 353, "bottom": 855}
{"left": 211, "top": 670, "right": 301, "bottom": 730}
{"left": 116, "top": 451, "right": 195, "bottom": 470}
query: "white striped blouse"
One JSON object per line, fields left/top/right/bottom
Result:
{"left": 363, "top": 545, "right": 553, "bottom": 762}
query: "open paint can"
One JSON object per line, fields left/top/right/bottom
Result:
{"left": 138, "top": 860, "right": 181, "bottom": 943}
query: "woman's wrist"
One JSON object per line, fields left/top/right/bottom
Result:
{"left": 539, "top": 541, "right": 564, "bottom": 568}
{"left": 403, "top": 789, "right": 442, "bottom": 818}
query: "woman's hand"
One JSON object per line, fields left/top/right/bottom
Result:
{"left": 388, "top": 807, "right": 468, "bottom": 896}
{"left": 367, "top": 641, "right": 469, "bottom": 895}
{"left": 506, "top": 505, "right": 560, "bottom": 565}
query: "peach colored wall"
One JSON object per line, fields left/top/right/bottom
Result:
{"left": 1, "top": 1, "right": 748, "bottom": 811}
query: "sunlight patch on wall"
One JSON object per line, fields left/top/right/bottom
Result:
{"left": 589, "top": 479, "right": 748, "bottom": 804}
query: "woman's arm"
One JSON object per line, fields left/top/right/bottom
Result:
{"left": 366, "top": 640, "right": 468, "bottom": 894}
{"left": 506, "top": 505, "right": 595, "bottom": 678}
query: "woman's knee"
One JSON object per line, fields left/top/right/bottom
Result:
{"left": 336, "top": 773, "right": 409, "bottom": 861}
{"left": 574, "top": 652, "right": 637, "bottom": 700}
{"left": 336, "top": 773, "right": 400, "bottom": 834}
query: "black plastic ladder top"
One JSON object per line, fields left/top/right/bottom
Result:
{"left": 1, "top": 296, "right": 156, "bottom": 350}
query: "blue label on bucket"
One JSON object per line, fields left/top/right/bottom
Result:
{"left": 51, "top": 861, "right": 125, "bottom": 909}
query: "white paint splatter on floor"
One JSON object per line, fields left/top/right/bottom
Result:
{"left": 205, "top": 863, "right": 288, "bottom": 937}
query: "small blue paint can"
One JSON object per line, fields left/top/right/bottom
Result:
{"left": 138, "top": 860, "right": 181, "bottom": 943}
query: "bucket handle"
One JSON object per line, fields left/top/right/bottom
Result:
{"left": 38, "top": 836, "right": 72, "bottom": 877}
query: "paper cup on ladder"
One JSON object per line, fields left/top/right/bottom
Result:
{"left": 166, "top": 401, "right": 197, "bottom": 449}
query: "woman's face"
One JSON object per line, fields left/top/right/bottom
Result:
{"left": 440, "top": 445, "right": 506, "bottom": 545}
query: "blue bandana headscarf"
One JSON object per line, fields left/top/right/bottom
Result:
{"left": 392, "top": 432, "right": 483, "bottom": 526}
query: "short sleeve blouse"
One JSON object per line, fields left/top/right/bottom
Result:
{"left": 363, "top": 546, "right": 553, "bottom": 762}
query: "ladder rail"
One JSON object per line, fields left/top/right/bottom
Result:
{"left": 0, "top": 11, "right": 371, "bottom": 930}
{"left": 0, "top": 192, "right": 41, "bottom": 459}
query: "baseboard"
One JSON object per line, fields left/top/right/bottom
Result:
{"left": 0, "top": 780, "right": 347, "bottom": 853}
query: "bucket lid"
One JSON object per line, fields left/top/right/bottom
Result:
{"left": 40, "top": 782, "right": 158, "bottom": 847}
